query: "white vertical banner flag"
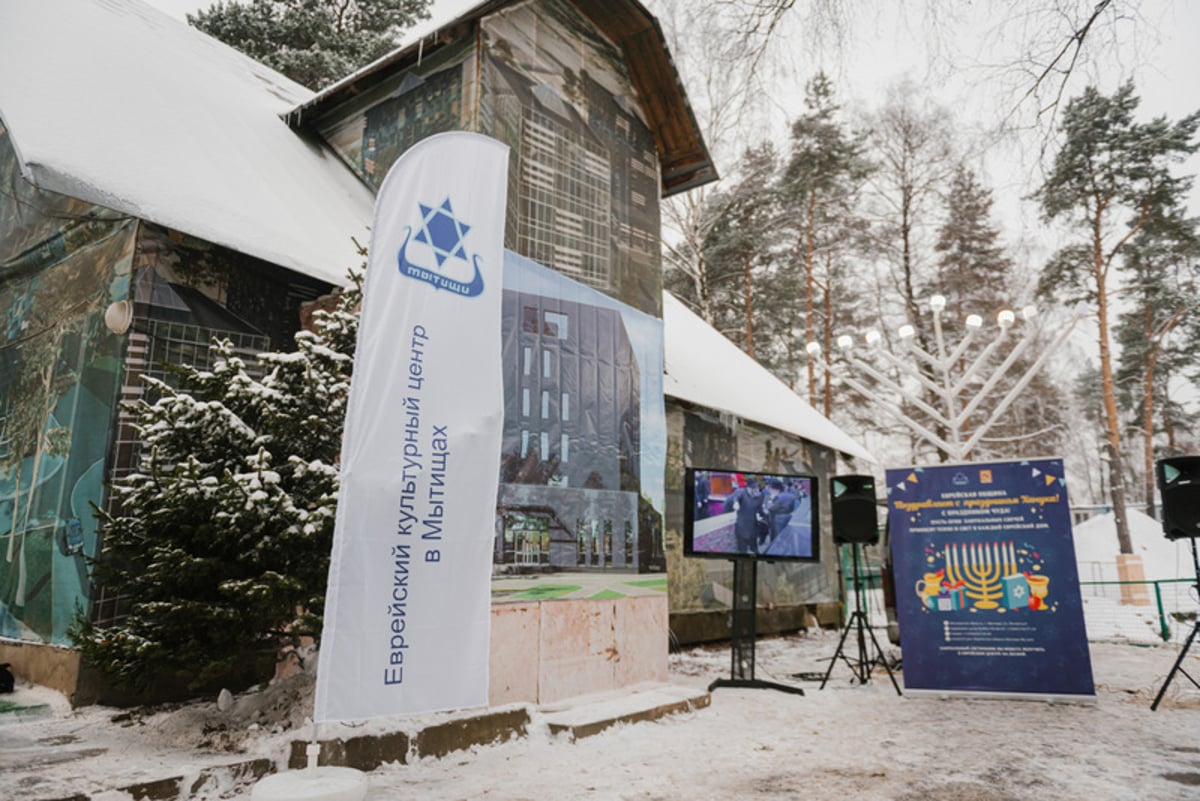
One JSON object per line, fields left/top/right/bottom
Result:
{"left": 315, "top": 132, "right": 509, "bottom": 722}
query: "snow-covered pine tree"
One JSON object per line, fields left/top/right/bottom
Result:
{"left": 190, "top": 0, "right": 432, "bottom": 91}
{"left": 71, "top": 271, "right": 362, "bottom": 691}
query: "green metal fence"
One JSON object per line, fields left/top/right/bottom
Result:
{"left": 1079, "top": 578, "right": 1196, "bottom": 643}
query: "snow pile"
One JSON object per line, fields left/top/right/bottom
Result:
{"left": 1073, "top": 509, "right": 1194, "bottom": 580}
{"left": 1072, "top": 510, "right": 1198, "bottom": 645}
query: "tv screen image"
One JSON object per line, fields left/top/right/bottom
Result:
{"left": 684, "top": 468, "right": 819, "bottom": 561}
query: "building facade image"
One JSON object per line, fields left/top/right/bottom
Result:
{"left": 497, "top": 288, "right": 642, "bottom": 570}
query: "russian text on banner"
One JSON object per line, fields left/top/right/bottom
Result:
{"left": 315, "top": 132, "right": 510, "bottom": 722}
{"left": 887, "top": 458, "right": 1095, "bottom": 701}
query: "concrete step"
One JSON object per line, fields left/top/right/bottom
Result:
{"left": 541, "top": 683, "right": 710, "bottom": 740}
{"left": 290, "top": 683, "right": 711, "bottom": 770}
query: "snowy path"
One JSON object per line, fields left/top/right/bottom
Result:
{"left": 364, "top": 634, "right": 1199, "bottom": 801}
{"left": 3, "top": 632, "right": 1197, "bottom": 800}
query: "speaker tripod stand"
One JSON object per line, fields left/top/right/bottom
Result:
{"left": 1151, "top": 537, "right": 1200, "bottom": 711}
{"left": 820, "top": 542, "right": 901, "bottom": 695}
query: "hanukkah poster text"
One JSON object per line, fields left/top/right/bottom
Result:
{"left": 887, "top": 459, "right": 1094, "bottom": 698}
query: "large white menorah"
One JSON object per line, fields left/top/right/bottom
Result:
{"left": 807, "top": 298, "right": 1086, "bottom": 461}
{"left": 944, "top": 541, "right": 1016, "bottom": 610}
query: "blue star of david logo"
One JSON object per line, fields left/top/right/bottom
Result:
{"left": 412, "top": 197, "right": 471, "bottom": 268}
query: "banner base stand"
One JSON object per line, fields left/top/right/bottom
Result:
{"left": 252, "top": 742, "right": 367, "bottom": 801}
{"left": 903, "top": 688, "right": 1097, "bottom": 705}
{"left": 251, "top": 766, "right": 368, "bottom": 801}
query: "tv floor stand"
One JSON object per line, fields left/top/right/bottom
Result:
{"left": 708, "top": 559, "right": 805, "bottom": 695}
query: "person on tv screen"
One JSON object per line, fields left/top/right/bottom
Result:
{"left": 695, "top": 471, "right": 711, "bottom": 520}
{"left": 763, "top": 478, "right": 800, "bottom": 550}
{"left": 723, "top": 476, "right": 762, "bottom": 554}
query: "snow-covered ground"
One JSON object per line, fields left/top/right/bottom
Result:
{"left": 3, "top": 507, "right": 1196, "bottom": 800}
{"left": 3, "top": 629, "right": 1198, "bottom": 800}
{"left": 368, "top": 635, "right": 1200, "bottom": 801}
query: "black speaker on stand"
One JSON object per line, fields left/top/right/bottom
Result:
{"left": 1151, "top": 456, "right": 1200, "bottom": 710}
{"left": 819, "top": 475, "right": 901, "bottom": 695}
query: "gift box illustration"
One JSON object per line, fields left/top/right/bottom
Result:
{"left": 937, "top": 582, "right": 966, "bottom": 611}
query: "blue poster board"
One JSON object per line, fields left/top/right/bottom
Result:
{"left": 887, "top": 459, "right": 1095, "bottom": 699}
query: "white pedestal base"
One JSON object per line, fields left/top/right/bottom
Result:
{"left": 250, "top": 767, "right": 368, "bottom": 801}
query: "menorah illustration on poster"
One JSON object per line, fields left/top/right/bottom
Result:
{"left": 887, "top": 459, "right": 1094, "bottom": 700}
{"left": 914, "top": 540, "right": 1053, "bottom": 613}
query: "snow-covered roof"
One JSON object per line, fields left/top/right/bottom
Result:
{"left": 0, "top": 0, "right": 374, "bottom": 285}
{"left": 662, "top": 292, "right": 874, "bottom": 462}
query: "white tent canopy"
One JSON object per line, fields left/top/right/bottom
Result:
{"left": 0, "top": 0, "right": 374, "bottom": 285}
{"left": 663, "top": 292, "right": 873, "bottom": 462}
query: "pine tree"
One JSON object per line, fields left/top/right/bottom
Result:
{"left": 1114, "top": 202, "right": 1200, "bottom": 515}
{"left": 190, "top": 0, "right": 431, "bottom": 90}
{"left": 931, "top": 165, "right": 1068, "bottom": 461}
{"left": 664, "top": 142, "right": 783, "bottom": 355}
{"left": 781, "top": 72, "right": 873, "bottom": 413}
{"left": 71, "top": 272, "right": 362, "bottom": 691}
{"left": 1036, "top": 82, "right": 1200, "bottom": 554}
{"left": 933, "top": 166, "right": 1012, "bottom": 327}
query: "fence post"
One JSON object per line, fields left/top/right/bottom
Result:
{"left": 1153, "top": 581, "right": 1169, "bottom": 642}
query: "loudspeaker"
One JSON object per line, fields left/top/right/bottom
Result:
{"left": 1157, "top": 456, "right": 1200, "bottom": 540}
{"left": 831, "top": 474, "right": 878, "bottom": 545}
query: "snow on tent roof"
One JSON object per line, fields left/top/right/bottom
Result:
{"left": 663, "top": 292, "right": 874, "bottom": 462}
{"left": 0, "top": 0, "right": 375, "bottom": 285}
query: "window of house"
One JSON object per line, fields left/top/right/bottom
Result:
{"left": 522, "top": 306, "right": 540, "bottom": 334}
{"left": 543, "top": 310, "right": 569, "bottom": 339}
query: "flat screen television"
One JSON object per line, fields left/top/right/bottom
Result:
{"left": 684, "top": 467, "right": 820, "bottom": 561}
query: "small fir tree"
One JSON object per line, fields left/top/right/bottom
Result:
{"left": 71, "top": 272, "right": 362, "bottom": 691}
{"left": 190, "top": 0, "right": 431, "bottom": 90}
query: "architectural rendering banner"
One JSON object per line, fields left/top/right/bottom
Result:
{"left": 315, "top": 132, "right": 509, "bottom": 722}
{"left": 887, "top": 459, "right": 1095, "bottom": 700}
